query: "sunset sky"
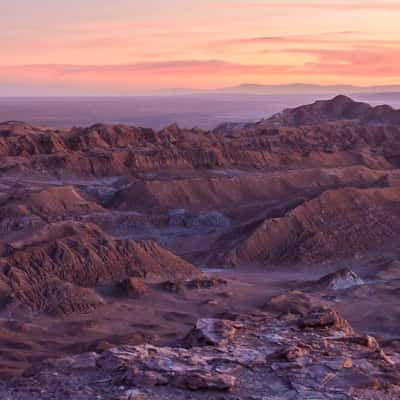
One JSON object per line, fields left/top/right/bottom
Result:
{"left": 2, "top": 0, "right": 400, "bottom": 95}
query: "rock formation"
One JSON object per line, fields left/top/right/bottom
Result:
{"left": 0, "top": 96, "right": 400, "bottom": 398}
{"left": 7, "top": 310, "right": 400, "bottom": 399}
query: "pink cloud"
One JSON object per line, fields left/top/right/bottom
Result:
{"left": 239, "top": 1, "right": 400, "bottom": 11}
{"left": 1, "top": 49, "right": 399, "bottom": 93}
{"left": 222, "top": 32, "right": 400, "bottom": 47}
{"left": 0, "top": 61, "right": 296, "bottom": 91}
{"left": 0, "top": 61, "right": 293, "bottom": 79}
{"left": 285, "top": 47, "right": 400, "bottom": 76}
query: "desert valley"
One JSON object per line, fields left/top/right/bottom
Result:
{"left": 0, "top": 95, "right": 399, "bottom": 398}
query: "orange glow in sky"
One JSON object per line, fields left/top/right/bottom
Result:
{"left": 2, "top": 0, "right": 400, "bottom": 95}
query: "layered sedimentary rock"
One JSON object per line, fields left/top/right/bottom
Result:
{"left": 0, "top": 221, "right": 199, "bottom": 313}
{"left": 216, "top": 187, "right": 400, "bottom": 265}
{"left": 2, "top": 96, "right": 400, "bottom": 178}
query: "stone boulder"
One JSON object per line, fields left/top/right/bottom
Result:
{"left": 298, "top": 306, "right": 354, "bottom": 335}
{"left": 185, "top": 277, "right": 227, "bottom": 290}
{"left": 316, "top": 268, "right": 364, "bottom": 290}
{"left": 97, "top": 344, "right": 236, "bottom": 391}
{"left": 264, "top": 290, "right": 314, "bottom": 316}
{"left": 184, "top": 318, "right": 242, "bottom": 346}
{"left": 157, "top": 280, "right": 185, "bottom": 294}
{"left": 116, "top": 278, "right": 150, "bottom": 299}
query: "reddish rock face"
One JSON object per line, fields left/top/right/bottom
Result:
{"left": 2, "top": 96, "right": 400, "bottom": 178}
{"left": 214, "top": 187, "right": 400, "bottom": 266}
{"left": 0, "top": 221, "right": 199, "bottom": 313}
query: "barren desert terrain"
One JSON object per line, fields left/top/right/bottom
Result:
{"left": 0, "top": 96, "right": 400, "bottom": 399}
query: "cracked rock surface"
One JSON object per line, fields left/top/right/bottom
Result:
{"left": 1, "top": 308, "right": 399, "bottom": 400}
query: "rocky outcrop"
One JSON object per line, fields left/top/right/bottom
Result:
{"left": 218, "top": 187, "right": 400, "bottom": 266}
{"left": 298, "top": 306, "right": 355, "bottom": 334}
{"left": 23, "top": 280, "right": 105, "bottom": 316}
{"left": 267, "top": 95, "right": 400, "bottom": 126}
{"left": 184, "top": 318, "right": 242, "bottom": 346}
{"left": 316, "top": 268, "right": 364, "bottom": 290}
{"left": 6, "top": 311, "right": 399, "bottom": 399}
{"left": 0, "top": 185, "right": 106, "bottom": 238}
{"left": 110, "top": 166, "right": 389, "bottom": 213}
{"left": 0, "top": 221, "right": 199, "bottom": 312}
{"left": 2, "top": 97, "right": 400, "bottom": 178}
{"left": 98, "top": 344, "right": 236, "bottom": 391}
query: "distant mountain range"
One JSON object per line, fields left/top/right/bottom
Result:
{"left": 218, "top": 83, "right": 400, "bottom": 95}
{"left": 153, "top": 83, "right": 400, "bottom": 96}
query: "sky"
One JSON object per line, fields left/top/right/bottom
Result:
{"left": 1, "top": 0, "right": 400, "bottom": 95}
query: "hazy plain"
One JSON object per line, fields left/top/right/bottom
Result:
{"left": 2, "top": 93, "right": 399, "bottom": 130}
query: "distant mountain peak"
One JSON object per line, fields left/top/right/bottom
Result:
{"left": 330, "top": 94, "right": 355, "bottom": 104}
{"left": 266, "top": 95, "right": 400, "bottom": 126}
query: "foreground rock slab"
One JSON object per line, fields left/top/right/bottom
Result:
{"left": 1, "top": 309, "right": 399, "bottom": 400}
{"left": 98, "top": 344, "right": 236, "bottom": 391}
